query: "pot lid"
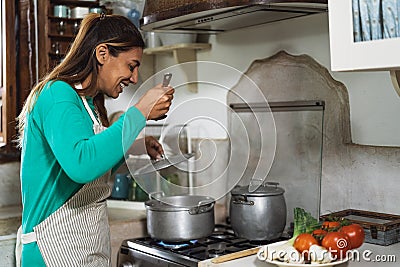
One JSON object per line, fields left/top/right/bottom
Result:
{"left": 145, "top": 195, "right": 215, "bottom": 211}
{"left": 231, "top": 182, "right": 284, "bottom": 196}
{"left": 133, "top": 152, "right": 195, "bottom": 176}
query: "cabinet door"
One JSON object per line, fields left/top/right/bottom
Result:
{"left": 329, "top": 0, "right": 400, "bottom": 71}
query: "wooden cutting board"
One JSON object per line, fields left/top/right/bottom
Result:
{"left": 210, "top": 246, "right": 260, "bottom": 264}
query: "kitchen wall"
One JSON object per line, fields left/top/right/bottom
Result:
{"left": 149, "top": 12, "right": 400, "bottom": 146}
{"left": 104, "top": 12, "right": 400, "bottom": 216}
{"left": 0, "top": 163, "right": 21, "bottom": 207}
{"left": 1, "top": 12, "right": 399, "bottom": 211}
{"left": 226, "top": 50, "right": 400, "bottom": 220}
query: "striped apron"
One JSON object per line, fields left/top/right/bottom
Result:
{"left": 16, "top": 96, "right": 112, "bottom": 267}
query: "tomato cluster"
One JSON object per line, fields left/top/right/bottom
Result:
{"left": 294, "top": 220, "right": 365, "bottom": 261}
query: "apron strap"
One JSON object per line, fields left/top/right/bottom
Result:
{"left": 80, "top": 96, "right": 100, "bottom": 126}
{"left": 21, "top": 231, "right": 37, "bottom": 244}
{"left": 15, "top": 226, "right": 22, "bottom": 267}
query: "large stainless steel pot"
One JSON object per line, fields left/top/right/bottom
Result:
{"left": 229, "top": 182, "right": 286, "bottom": 241}
{"left": 145, "top": 194, "right": 215, "bottom": 241}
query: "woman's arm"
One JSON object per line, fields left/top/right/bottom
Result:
{"left": 43, "top": 101, "right": 145, "bottom": 183}
{"left": 38, "top": 82, "right": 146, "bottom": 183}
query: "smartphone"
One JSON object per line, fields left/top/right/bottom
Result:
{"left": 154, "top": 73, "right": 172, "bottom": 121}
{"left": 162, "top": 73, "right": 172, "bottom": 87}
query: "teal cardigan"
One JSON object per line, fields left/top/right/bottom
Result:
{"left": 20, "top": 80, "right": 145, "bottom": 266}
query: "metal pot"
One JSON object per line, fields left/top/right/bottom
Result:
{"left": 229, "top": 182, "right": 286, "bottom": 241}
{"left": 145, "top": 194, "right": 215, "bottom": 241}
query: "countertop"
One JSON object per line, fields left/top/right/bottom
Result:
{"left": 0, "top": 205, "right": 22, "bottom": 236}
{"left": 107, "top": 200, "right": 146, "bottom": 223}
{"left": 0, "top": 201, "right": 145, "bottom": 236}
{"left": 199, "top": 242, "right": 400, "bottom": 267}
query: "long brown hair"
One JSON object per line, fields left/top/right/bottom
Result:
{"left": 17, "top": 13, "right": 144, "bottom": 146}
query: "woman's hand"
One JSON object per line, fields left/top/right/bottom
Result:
{"left": 135, "top": 84, "right": 174, "bottom": 120}
{"left": 127, "top": 136, "right": 164, "bottom": 160}
{"left": 144, "top": 136, "right": 164, "bottom": 160}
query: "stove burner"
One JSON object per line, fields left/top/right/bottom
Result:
{"left": 158, "top": 240, "right": 198, "bottom": 249}
{"left": 210, "top": 234, "right": 230, "bottom": 239}
{"left": 206, "top": 243, "right": 227, "bottom": 258}
{"left": 214, "top": 225, "right": 235, "bottom": 234}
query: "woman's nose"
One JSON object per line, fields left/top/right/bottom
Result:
{"left": 130, "top": 70, "right": 138, "bottom": 84}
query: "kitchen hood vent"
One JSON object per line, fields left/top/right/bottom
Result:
{"left": 140, "top": 0, "right": 328, "bottom": 33}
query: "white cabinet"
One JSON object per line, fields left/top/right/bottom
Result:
{"left": 329, "top": 1, "right": 400, "bottom": 72}
{"left": 328, "top": 0, "right": 400, "bottom": 96}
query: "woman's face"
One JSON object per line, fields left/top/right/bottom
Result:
{"left": 97, "top": 47, "right": 143, "bottom": 98}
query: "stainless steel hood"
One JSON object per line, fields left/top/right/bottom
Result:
{"left": 140, "top": 0, "right": 328, "bottom": 33}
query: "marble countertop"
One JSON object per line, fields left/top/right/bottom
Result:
{"left": 199, "top": 242, "right": 400, "bottom": 267}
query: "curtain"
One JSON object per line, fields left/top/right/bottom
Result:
{"left": 352, "top": 0, "right": 400, "bottom": 42}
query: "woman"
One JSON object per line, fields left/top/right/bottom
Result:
{"left": 16, "top": 13, "right": 174, "bottom": 266}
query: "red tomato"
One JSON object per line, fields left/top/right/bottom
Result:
{"left": 322, "top": 221, "right": 341, "bottom": 231}
{"left": 294, "top": 233, "right": 319, "bottom": 256}
{"left": 322, "top": 232, "right": 351, "bottom": 260}
{"left": 339, "top": 224, "right": 365, "bottom": 249}
{"left": 312, "top": 229, "right": 328, "bottom": 243}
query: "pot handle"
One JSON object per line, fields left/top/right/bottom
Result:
{"left": 189, "top": 199, "right": 215, "bottom": 215}
{"left": 148, "top": 191, "right": 165, "bottom": 200}
{"left": 232, "top": 195, "right": 254, "bottom": 206}
{"left": 264, "top": 181, "right": 279, "bottom": 187}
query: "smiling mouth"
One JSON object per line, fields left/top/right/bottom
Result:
{"left": 119, "top": 82, "right": 127, "bottom": 91}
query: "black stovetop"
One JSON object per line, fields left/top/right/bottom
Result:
{"left": 119, "top": 224, "right": 288, "bottom": 266}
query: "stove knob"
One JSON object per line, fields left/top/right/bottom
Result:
{"left": 119, "top": 262, "right": 135, "bottom": 267}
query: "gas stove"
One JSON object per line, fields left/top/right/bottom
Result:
{"left": 117, "top": 225, "right": 287, "bottom": 267}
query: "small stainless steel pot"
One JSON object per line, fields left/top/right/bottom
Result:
{"left": 229, "top": 182, "right": 286, "bottom": 241}
{"left": 145, "top": 194, "right": 215, "bottom": 241}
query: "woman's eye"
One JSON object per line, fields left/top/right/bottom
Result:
{"left": 129, "top": 64, "right": 137, "bottom": 72}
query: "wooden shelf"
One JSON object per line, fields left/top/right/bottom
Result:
{"left": 48, "top": 16, "right": 82, "bottom": 21}
{"left": 144, "top": 43, "right": 211, "bottom": 63}
{"left": 48, "top": 34, "right": 75, "bottom": 39}
{"left": 144, "top": 43, "right": 211, "bottom": 93}
{"left": 50, "top": 0, "right": 100, "bottom": 7}
{"left": 38, "top": 0, "right": 104, "bottom": 74}
{"left": 144, "top": 43, "right": 211, "bottom": 55}
{"left": 48, "top": 52, "right": 65, "bottom": 58}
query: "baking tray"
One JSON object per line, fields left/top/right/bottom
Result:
{"left": 320, "top": 209, "right": 400, "bottom": 246}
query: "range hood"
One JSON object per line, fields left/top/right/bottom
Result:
{"left": 140, "top": 0, "right": 328, "bottom": 33}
